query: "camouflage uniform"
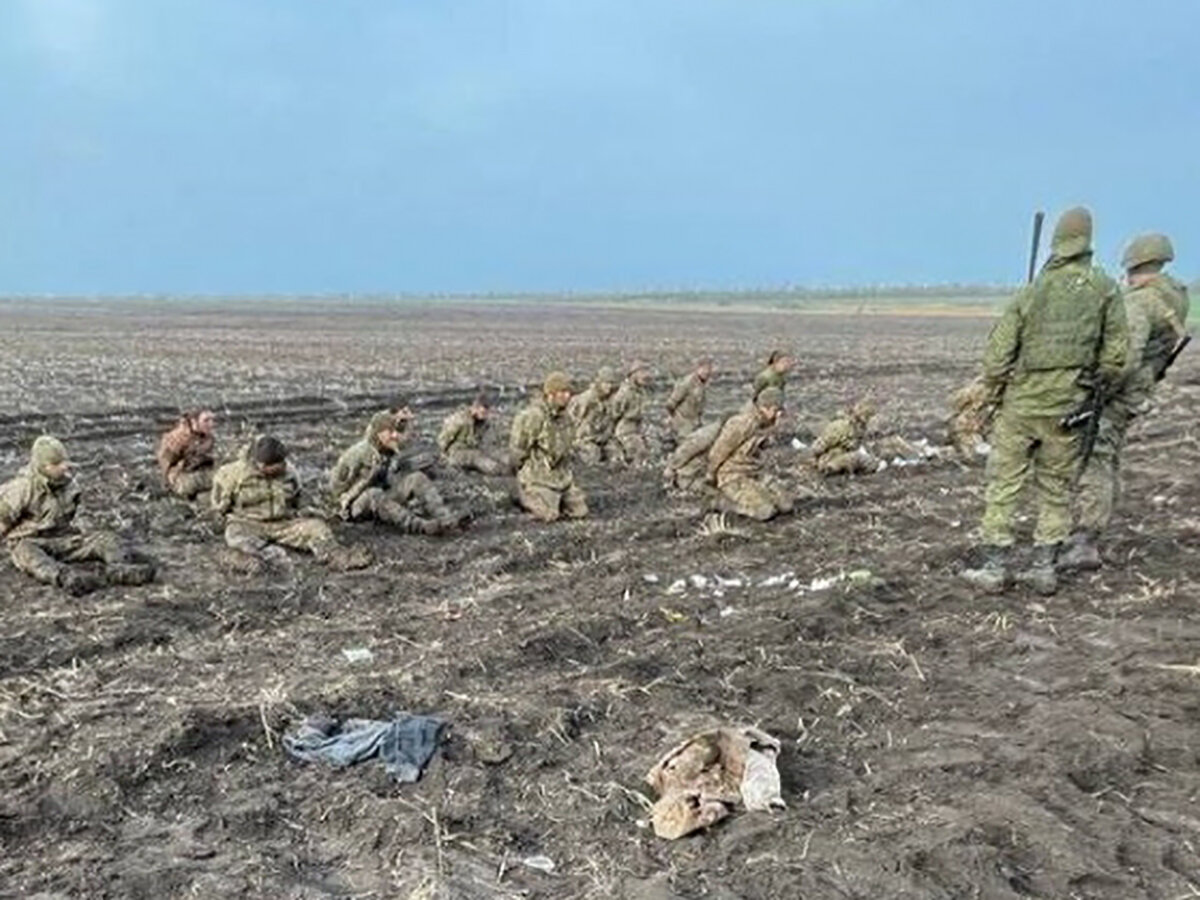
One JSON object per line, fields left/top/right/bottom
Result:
{"left": 665, "top": 371, "right": 708, "bottom": 439}
{"left": 0, "top": 436, "right": 154, "bottom": 594}
{"left": 963, "top": 208, "right": 1127, "bottom": 594}
{"left": 609, "top": 365, "right": 650, "bottom": 463}
{"left": 330, "top": 412, "right": 458, "bottom": 533}
{"left": 947, "top": 377, "right": 992, "bottom": 461}
{"left": 568, "top": 368, "right": 617, "bottom": 464}
{"left": 510, "top": 375, "right": 588, "bottom": 522}
{"left": 811, "top": 402, "right": 878, "bottom": 476}
{"left": 438, "top": 407, "right": 510, "bottom": 476}
{"left": 663, "top": 419, "right": 725, "bottom": 492}
{"left": 156, "top": 416, "right": 216, "bottom": 500}
{"left": 707, "top": 388, "right": 792, "bottom": 521}
{"left": 1068, "top": 234, "right": 1189, "bottom": 565}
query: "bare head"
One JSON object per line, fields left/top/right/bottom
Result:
{"left": 189, "top": 410, "right": 216, "bottom": 435}
{"left": 768, "top": 350, "right": 794, "bottom": 373}
{"left": 696, "top": 358, "right": 715, "bottom": 381}
{"left": 252, "top": 435, "right": 288, "bottom": 478}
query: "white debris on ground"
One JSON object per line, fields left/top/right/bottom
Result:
{"left": 638, "top": 566, "right": 879, "bottom": 604}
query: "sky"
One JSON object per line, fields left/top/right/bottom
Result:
{"left": 2, "top": 0, "right": 1197, "bottom": 295}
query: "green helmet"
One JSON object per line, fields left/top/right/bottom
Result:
{"left": 31, "top": 435, "right": 67, "bottom": 469}
{"left": 756, "top": 386, "right": 784, "bottom": 410}
{"left": 1050, "top": 207, "right": 1093, "bottom": 259}
{"left": 1122, "top": 233, "right": 1174, "bottom": 270}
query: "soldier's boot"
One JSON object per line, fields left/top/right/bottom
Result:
{"left": 960, "top": 545, "right": 1010, "bottom": 593}
{"left": 423, "top": 491, "right": 469, "bottom": 532}
{"left": 1057, "top": 530, "right": 1101, "bottom": 573}
{"left": 106, "top": 562, "right": 157, "bottom": 586}
{"left": 217, "top": 547, "right": 268, "bottom": 577}
{"left": 1015, "top": 544, "right": 1059, "bottom": 596}
{"left": 58, "top": 567, "right": 107, "bottom": 597}
{"left": 375, "top": 497, "right": 437, "bottom": 535}
{"left": 325, "top": 545, "right": 374, "bottom": 571}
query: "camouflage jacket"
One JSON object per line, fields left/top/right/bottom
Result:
{"left": 811, "top": 415, "right": 865, "bottom": 459}
{"left": 752, "top": 367, "right": 786, "bottom": 400}
{"left": 568, "top": 385, "right": 614, "bottom": 444}
{"left": 1112, "top": 275, "right": 1189, "bottom": 412}
{"left": 983, "top": 257, "right": 1127, "bottom": 417}
{"left": 666, "top": 372, "right": 706, "bottom": 433}
{"left": 0, "top": 467, "right": 81, "bottom": 542}
{"left": 707, "top": 408, "right": 772, "bottom": 486}
{"left": 510, "top": 398, "right": 574, "bottom": 489}
{"left": 438, "top": 407, "right": 487, "bottom": 453}
{"left": 609, "top": 379, "right": 647, "bottom": 436}
{"left": 211, "top": 458, "right": 303, "bottom": 522}
{"left": 328, "top": 426, "right": 396, "bottom": 515}
{"left": 156, "top": 418, "right": 215, "bottom": 480}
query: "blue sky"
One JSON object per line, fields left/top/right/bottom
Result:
{"left": 2, "top": 0, "right": 1196, "bottom": 294}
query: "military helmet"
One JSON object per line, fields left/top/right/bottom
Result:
{"left": 1050, "top": 207, "right": 1093, "bottom": 259}
{"left": 367, "top": 410, "right": 400, "bottom": 437}
{"left": 31, "top": 435, "right": 67, "bottom": 468}
{"left": 543, "top": 371, "right": 571, "bottom": 394}
{"left": 850, "top": 399, "right": 876, "bottom": 421}
{"left": 756, "top": 386, "right": 784, "bottom": 410}
{"left": 1122, "top": 232, "right": 1174, "bottom": 270}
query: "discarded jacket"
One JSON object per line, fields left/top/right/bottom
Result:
{"left": 283, "top": 713, "right": 446, "bottom": 783}
{"left": 646, "top": 725, "right": 784, "bottom": 839}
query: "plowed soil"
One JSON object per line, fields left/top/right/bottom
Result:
{"left": 1, "top": 297, "right": 1198, "bottom": 900}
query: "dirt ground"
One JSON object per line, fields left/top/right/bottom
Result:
{"left": 1, "top": 297, "right": 1198, "bottom": 900}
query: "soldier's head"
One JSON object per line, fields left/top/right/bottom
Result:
{"left": 252, "top": 435, "right": 288, "bottom": 479}
{"left": 1050, "top": 206, "right": 1093, "bottom": 260}
{"left": 628, "top": 361, "right": 651, "bottom": 387}
{"left": 186, "top": 409, "right": 215, "bottom": 436}
{"left": 755, "top": 387, "right": 784, "bottom": 425}
{"left": 31, "top": 435, "right": 71, "bottom": 485}
{"left": 696, "top": 357, "right": 715, "bottom": 382}
{"left": 850, "top": 399, "right": 876, "bottom": 425}
{"left": 595, "top": 366, "right": 617, "bottom": 398}
{"left": 767, "top": 350, "right": 794, "bottom": 373}
{"left": 1122, "top": 233, "right": 1174, "bottom": 285}
{"left": 368, "top": 410, "right": 405, "bottom": 452}
{"left": 470, "top": 390, "right": 494, "bottom": 421}
{"left": 543, "top": 371, "right": 572, "bottom": 409}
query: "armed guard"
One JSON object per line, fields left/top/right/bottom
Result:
{"left": 961, "top": 207, "right": 1128, "bottom": 595}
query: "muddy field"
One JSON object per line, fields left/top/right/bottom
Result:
{"left": 0, "top": 297, "right": 1198, "bottom": 900}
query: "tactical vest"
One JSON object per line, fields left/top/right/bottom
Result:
{"left": 1136, "top": 276, "right": 1189, "bottom": 374}
{"left": 1017, "top": 264, "right": 1111, "bottom": 372}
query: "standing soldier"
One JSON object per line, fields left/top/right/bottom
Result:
{"left": 811, "top": 401, "right": 881, "bottom": 476}
{"left": 751, "top": 350, "right": 794, "bottom": 403}
{"left": 331, "top": 409, "right": 464, "bottom": 534}
{"left": 156, "top": 409, "right": 217, "bottom": 500}
{"left": 568, "top": 366, "right": 618, "bottom": 464}
{"left": 665, "top": 358, "right": 714, "bottom": 440}
{"left": 947, "top": 377, "right": 992, "bottom": 462}
{"left": 438, "top": 391, "right": 511, "bottom": 476}
{"left": 0, "top": 436, "right": 157, "bottom": 594}
{"left": 510, "top": 371, "right": 588, "bottom": 522}
{"left": 1060, "top": 233, "right": 1189, "bottom": 570}
{"left": 706, "top": 386, "right": 793, "bottom": 521}
{"left": 211, "top": 434, "right": 372, "bottom": 570}
{"left": 610, "top": 361, "right": 652, "bottom": 463}
{"left": 960, "top": 207, "right": 1127, "bottom": 595}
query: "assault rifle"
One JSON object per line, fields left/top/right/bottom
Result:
{"left": 1060, "top": 379, "right": 1105, "bottom": 487}
{"left": 1156, "top": 333, "right": 1192, "bottom": 381}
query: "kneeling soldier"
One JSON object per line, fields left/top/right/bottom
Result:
{"left": 706, "top": 387, "right": 793, "bottom": 521}
{"left": 438, "top": 392, "right": 512, "bottom": 476}
{"left": 157, "top": 409, "right": 217, "bottom": 500}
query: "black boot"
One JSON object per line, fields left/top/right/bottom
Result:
{"left": 1057, "top": 530, "right": 1101, "bottom": 572}
{"left": 58, "top": 567, "right": 106, "bottom": 596}
{"left": 960, "top": 545, "right": 1010, "bottom": 593}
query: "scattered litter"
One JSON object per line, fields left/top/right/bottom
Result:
{"left": 714, "top": 575, "right": 743, "bottom": 588}
{"left": 809, "top": 574, "right": 844, "bottom": 591}
{"left": 758, "top": 571, "right": 795, "bottom": 588}
{"left": 790, "top": 438, "right": 808, "bottom": 451}
{"left": 847, "top": 569, "right": 875, "bottom": 585}
{"left": 341, "top": 647, "right": 375, "bottom": 664}
{"left": 718, "top": 606, "right": 737, "bottom": 618}
{"left": 283, "top": 713, "right": 445, "bottom": 783}
{"left": 522, "top": 855, "right": 556, "bottom": 874}
{"left": 642, "top": 573, "right": 660, "bottom": 584}
{"left": 689, "top": 574, "right": 709, "bottom": 589}
{"left": 646, "top": 726, "right": 785, "bottom": 840}
{"left": 660, "top": 606, "right": 688, "bottom": 623}
{"left": 666, "top": 579, "right": 687, "bottom": 595}
{"left": 622, "top": 587, "right": 631, "bottom": 602}
{"left": 787, "top": 579, "right": 802, "bottom": 591}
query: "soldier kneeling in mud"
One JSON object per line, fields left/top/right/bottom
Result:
{"left": 156, "top": 409, "right": 217, "bottom": 500}
{"left": 331, "top": 408, "right": 466, "bottom": 534}
{"left": 510, "top": 371, "right": 588, "bottom": 522}
{"left": 706, "top": 386, "right": 793, "bottom": 521}
{"left": 0, "top": 435, "right": 157, "bottom": 595}
{"left": 212, "top": 435, "right": 372, "bottom": 571}
{"left": 810, "top": 400, "right": 882, "bottom": 476}
{"left": 437, "top": 391, "right": 512, "bottom": 476}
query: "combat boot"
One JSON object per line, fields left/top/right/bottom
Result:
{"left": 1057, "top": 531, "right": 1101, "bottom": 573}
{"left": 959, "top": 545, "right": 1010, "bottom": 593}
{"left": 1015, "top": 544, "right": 1058, "bottom": 596}
{"left": 58, "top": 567, "right": 107, "bottom": 597}
{"left": 107, "top": 562, "right": 157, "bottom": 586}
{"left": 326, "top": 545, "right": 373, "bottom": 571}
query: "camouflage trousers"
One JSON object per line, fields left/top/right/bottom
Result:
{"left": 8, "top": 530, "right": 133, "bottom": 585}
{"left": 980, "top": 411, "right": 1078, "bottom": 547}
{"left": 1075, "top": 407, "right": 1131, "bottom": 535}
{"left": 348, "top": 475, "right": 452, "bottom": 534}
{"left": 575, "top": 439, "right": 611, "bottom": 466}
{"left": 717, "top": 474, "right": 793, "bottom": 522}
{"left": 443, "top": 447, "right": 511, "bottom": 477}
{"left": 815, "top": 447, "right": 879, "bottom": 476}
{"left": 166, "top": 465, "right": 213, "bottom": 500}
{"left": 225, "top": 517, "right": 337, "bottom": 560}
{"left": 670, "top": 416, "right": 702, "bottom": 445}
{"left": 612, "top": 426, "right": 647, "bottom": 464}
{"left": 517, "top": 478, "right": 588, "bottom": 523}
